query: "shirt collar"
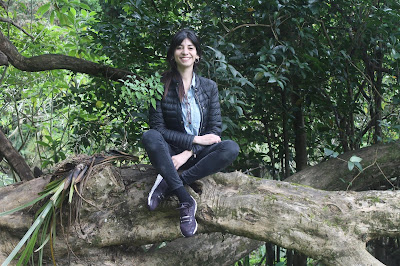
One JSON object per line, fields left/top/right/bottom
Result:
{"left": 191, "top": 73, "right": 196, "bottom": 89}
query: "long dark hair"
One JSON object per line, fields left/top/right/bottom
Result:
{"left": 162, "top": 29, "right": 202, "bottom": 101}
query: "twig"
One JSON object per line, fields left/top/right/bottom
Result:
{"left": 346, "top": 149, "right": 378, "bottom": 190}
{"left": 0, "top": 17, "right": 34, "bottom": 39}
{"left": 224, "top": 23, "right": 271, "bottom": 38}
{"left": 315, "top": 17, "right": 334, "bottom": 50}
{"left": 375, "top": 162, "right": 396, "bottom": 189}
{"left": 269, "top": 16, "right": 280, "bottom": 43}
{"left": 73, "top": 184, "right": 105, "bottom": 211}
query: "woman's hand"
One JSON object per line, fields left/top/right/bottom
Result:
{"left": 193, "top": 134, "right": 221, "bottom": 146}
{"left": 171, "top": 150, "right": 193, "bottom": 170}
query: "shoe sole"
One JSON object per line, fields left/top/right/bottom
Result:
{"left": 148, "top": 174, "right": 164, "bottom": 209}
{"left": 192, "top": 196, "right": 198, "bottom": 235}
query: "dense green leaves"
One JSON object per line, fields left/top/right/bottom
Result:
{"left": 1, "top": 0, "right": 400, "bottom": 181}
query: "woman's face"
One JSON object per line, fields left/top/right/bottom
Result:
{"left": 174, "top": 38, "right": 199, "bottom": 72}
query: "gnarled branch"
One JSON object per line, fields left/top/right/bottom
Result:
{"left": 1, "top": 143, "right": 400, "bottom": 265}
{"left": 0, "top": 30, "right": 135, "bottom": 81}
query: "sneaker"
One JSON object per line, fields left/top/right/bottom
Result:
{"left": 147, "top": 174, "right": 169, "bottom": 211}
{"left": 177, "top": 196, "right": 197, "bottom": 237}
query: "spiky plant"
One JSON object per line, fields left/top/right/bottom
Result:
{"left": 0, "top": 151, "right": 138, "bottom": 266}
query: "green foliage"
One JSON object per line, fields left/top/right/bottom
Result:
{"left": 235, "top": 245, "right": 321, "bottom": 265}
{"left": 119, "top": 73, "right": 164, "bottom": 110}
{"left": 324, "top": 148, "right": 363, "bottom": 172}
{"left": 1, "top": 0, "right": 399, "bottom": 181}
{"left": 0, "top": 172, "right": 14, "bottom": 187}
{"left": 348, "top": 155, "right": 363, "bottom": 172}
{"left": 324, "top": 148, "right": 339, "bottom": 159}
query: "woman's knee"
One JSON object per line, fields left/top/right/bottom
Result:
{"left": 142, "top": 129, "right": 163, "bottom": 149}
{"left": 222, "top": 140, "right": 239, "bottom": 160}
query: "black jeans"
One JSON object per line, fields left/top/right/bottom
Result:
{"left": 142, "top": 129, "right": 239, "bottom": 191}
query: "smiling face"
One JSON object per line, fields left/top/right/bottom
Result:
{"left": 174, "top": 38, "right": 199, "bottom": 73}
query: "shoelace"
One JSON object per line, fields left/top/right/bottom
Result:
{"left": 157, "top": 194, "right": 165, "bottom": 200}
{"left": 178, "top": 203, "right": 192, "bottom": 223}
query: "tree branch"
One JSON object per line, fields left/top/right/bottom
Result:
{"left": 0, "top": 1, "right": 6, "bottom": 10}
{"left": 0, "top": 127, "right": 34, "bottom": 181}
{"left": 224, "top": 23, "right": 271, "bottom": 38}
{"left": 0, "top": 17, "right": 34, "bottom": 38}
{"left": 287, "top": 143, "right": 400, "bottom": 191}
{"left": 1, "top": 144, "right": 400, "bottom": 264}
{"left": 0, "top": 30, "right": 136, "bottom": 82}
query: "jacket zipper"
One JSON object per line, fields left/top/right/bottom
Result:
{"left": 194, "top": 87, "right": 203, "bottom": 136}
{"left": 175, "top": 84, "right": 186, "bottom": 132}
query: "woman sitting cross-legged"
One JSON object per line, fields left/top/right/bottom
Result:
{"left": 142, "top": 29, "right": 239, "bottom": 237}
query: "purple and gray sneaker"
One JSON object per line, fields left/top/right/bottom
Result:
{"left": 147, "top": 174, "right": 169, "bottom": 211}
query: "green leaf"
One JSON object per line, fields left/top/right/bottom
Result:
{"left": 255, "top": 72, "right": 264, "bottom": 81}
{"left": 268, "top": 76, "right": 277, "bottom": 83}
{"left": 324, "top": 148, "right": 334, "bottom": 156}
{"left": 2, "top": 202, "right": 53, "bottom": 265}
{"left": 50, "top": 10, "right": 55, "bottom": 24}
{"left": 228, "top": 65, "right": 239, "bottom": 77}
{"left": 70, "top": 7, "right": 77, "bottom": 17}
{"left": 79, "top": 3, "right": 90, "bottom": 10}
{"left": 235, "top": 106, "right": 243, "bottom": 116}
{"left": 81, "top": 9, "right": 88, "bottom": 17}
{"left": 354, "top": 162, "right": 363, "bottom": 171}
{"left": 392, "top": 49, "right": 400, "bottom": 59}
{"left": 349, "top": 155, "right": 362, "bottom": 163}
{"left": 277, "top": 80, "right": 284, "bottom": 89}
{"left": 348, "top": 161, "right": 354, "bottom": 171}
{"left": 34, "top": 233, "right": 50, "bottom": 252}
{"left": 44, "top": 135, "right": 53, "bottom": 142}
{"left": 37, "top": 140, "right": 50, "bottom": 147}
{"left": 37, "top": 3, "right": 51, "bottom": 17}
{"left": 59, "top": 151, "right": 66, "bottom": 161}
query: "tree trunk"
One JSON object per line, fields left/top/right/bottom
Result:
{"left": 291, "top": 86, "right": 308, "bottom": 266}
{"left": 291, "top": 87, "right": 307, "bottom": 171}
{"left": 0, "top": 127, "right": 34, "bottom": 181}
{"left": 281, "top": 88, "right": 290, "bottom": 179}
{"left": 2, "top": 144, "right": 400, "bottom": 265}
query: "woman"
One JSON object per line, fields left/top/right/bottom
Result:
{"left": 142, "top": 29, "right": 239, "bottom": 237}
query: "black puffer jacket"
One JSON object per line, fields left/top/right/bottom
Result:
{"left": 149, "top": 74, "right": 222, "bottom": 156}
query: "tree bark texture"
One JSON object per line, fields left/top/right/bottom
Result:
{"left": 1, "top": 143, "right": 400, "bottom": 265}
{"left": 291, "top": 87, "right": 308, "bottom": 171}
{"left": 287, "top": 142, "right": 400, "bottom": 191}
{"left": 0, "top": 30, "right": 134, "bottom": 82}
{"left": 0, "top": 128, "right": 34, "bottom": 181}
{"left": 0, "top": 165, "right": 261, "bottom": 265}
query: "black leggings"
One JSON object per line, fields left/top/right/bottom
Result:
{"left": 142, "top": 129, "right": 239, "bottom": 191}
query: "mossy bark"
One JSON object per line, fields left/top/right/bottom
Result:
{"left": 287, "top": 142, "right": 400, "bottom": 191}
{"left": 1, "top": 143, "right": 400, "bottom": 265}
